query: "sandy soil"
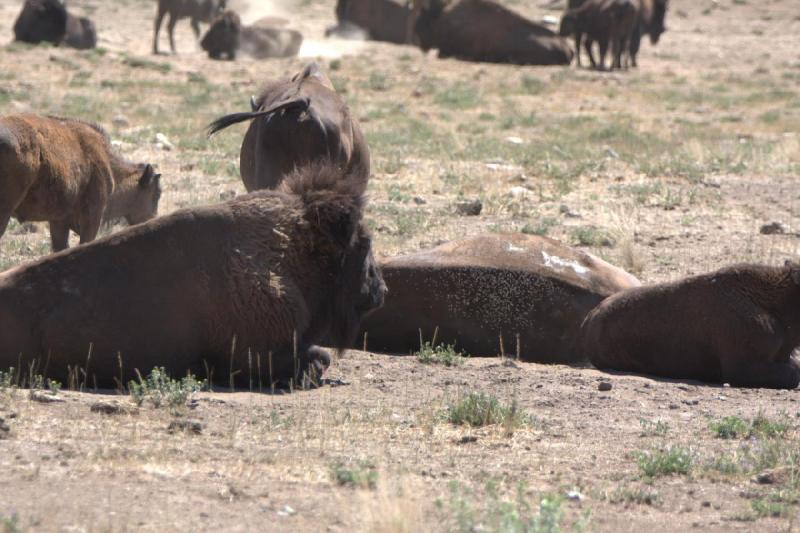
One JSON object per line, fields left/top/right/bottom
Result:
{"left": 0, "top": 0, "right": 799, "bottom": 531}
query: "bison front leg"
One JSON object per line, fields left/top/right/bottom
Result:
{"left": 584, "top": 38, "right": 597, "bottom": 68}
{"left": 167, "top": 15, "right": 179, "bottom": 53}
{"left": 48, "top": 220, "right": 70, "bottom": 252}
{"left": 597, "top": 39, "right": 609, "bottom": 71}
{"left": 190, "top": 18, "right": 202, "bottom": 41}
{"left": 574, "top": 33, "right": 583, "bottom": 67}
{"left": 153, "top": 7, "right": 167, "bottom": 54}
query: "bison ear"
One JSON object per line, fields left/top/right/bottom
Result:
{"left": 138, "top": 164, "right": 160, "bottom": 188}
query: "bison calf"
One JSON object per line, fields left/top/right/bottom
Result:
{"left": 581, "top": 262, "right": 800, "bottom": 389}
{"left": 360, "top": 234, "right": 640, "bottom": 362}
{"left": 0, "top": 114, "right": 161, "bottom": 253}
{"left": 200, "top": 10, "right": 240, "bottom": 60}
{"left": 412, "top": 0, "right": 573, "bottom": 66}
{"left": 560, "top": 0, "right": 637, "bottom": 70}
{"left": 0, "top": 163, "right": 385, "bottom": 389}
{"left": 208, "top": 63, "right": 370, "bottom": 195}
{"left": 153, "top": 0, "right": 226, "bottom": 54}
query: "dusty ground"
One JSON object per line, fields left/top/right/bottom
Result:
{"left": 1, "top": 0, "right": 799, "bottom": 531}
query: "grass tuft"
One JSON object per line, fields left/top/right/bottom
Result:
{"left": 637, "top": 446, "right": 693, "bottom": 478}
{"left": 129, "top": 367, "right": 204, "bottom": 408}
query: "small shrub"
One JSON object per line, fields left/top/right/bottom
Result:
{"left": 710, "top": 416, "right": 750, "bottom": 439}
{"left": 639, "top": 418, "right": 669, "bottom": 437}
{"left": 637, "top": 446, "right": 693, "bottom": 478}
{"left": 447, "top": 392, "right": 528, "bottom": 431}
{"left": 333, "top": 461, "right": 378, "bottom": 490}
{"left": 709, "top": 413, "right": 790, "bottom": 439}
{"left": 607, "top": 486, "right": 660, "bottom": 506}
{"left": 416, "top": 342, "right": 466, "bottom": 367}
{"left": 571, "top": 226, "right": 614, "bottom": 247}
{"left": 129, "top": 367, "right": 204, "bottom": 408}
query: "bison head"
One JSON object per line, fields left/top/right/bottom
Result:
{"left": 126, "top": 164, "right": 162, "bottom": 225}
{"left": 558, "top": 12, "right": 576, "bottom": 37}
{"left": 13, "top": 0, "right": 68, "bottom": 45}
{"left": 412, "top": 0, "right": 447, "bottom": 51}
{"left": 648, "top": 0, "right": 668, "bottom": 44}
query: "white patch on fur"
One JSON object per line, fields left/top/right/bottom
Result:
{"left": 541, "top": 251, "right": 589, "bottom": 277}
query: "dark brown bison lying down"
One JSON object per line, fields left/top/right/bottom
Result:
{"left": 208, "top": 63, "right": 370, "bottom": 195}
{"left": 240, "top": 18, "right": 303, "bottom": 59}
{"left": 560, "top": 0, "right": 637, "bottom": 70}
{"left": 13, "top": 0, "right": 97, "bottom": 49}
{"left": 326, "top": 0, "right": 414, "bottom": 44}
{"left": 581, "top": 262, "right": 800, "bottom": 389}
{"left": 359, "top": 234, "right": 640, "bottom": 362}
{"left": 0, "top": 114, "right": 162, "bottom": 252}
{"left": 0, "top": 164, "right": 386, "bottom": 389}
{"left": 412, "top": 0, "right": 573, "bottom": 65}
{"left": 200, "top": 10, "right": 240, "bottom": 60}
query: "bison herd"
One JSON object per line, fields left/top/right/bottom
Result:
{"left": 2, "top": 0, "right": 799, "bottom": 391}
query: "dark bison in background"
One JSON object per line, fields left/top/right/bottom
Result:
{"left": 13, "top": 0, "right": 97, "bottom": 49}
{"left": 0, "top": 163, "right": 386, "bottom": 389}
{"left": 629, "top": 0, "right": 668, "bottom": 67}
{"left": 0, "top": 114, "right": 162, "bottom": 252}
{"left": 411, "top": 0, "right": 573, "bottom": 65}
{"left": 208, "top": 63, "right": 370, "bottom": 195}
{"left": 581, "top": 262, "right": 800, "bottom": 389}
{"left": 360, "top": 234, "right": 640, "bottom": 362}
{"left": 560, "top": 0, "right": 637, "bottom": 70}
{"left": 200, "top": 10, "right": 240, "bottom": 60}
{"left": 326, "top": 0, "right": 414, "bottom": 45}
{"left": 153, "top": 0, "right": 226, "bottom": 54}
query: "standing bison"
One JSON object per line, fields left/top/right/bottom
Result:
{"left": 0, "top": 114, "right": 162, "bottom": 252}
{"left": 326, "top": 0, "right": 414, "bottom": 44}
{"left": 581, "top": 262, "right": 800, "bottom": 389}
{"left": 153, "top": 0, "right": 226, "bottom": 54}
{"left": 208, "top": 63, "right": 370, "bottom": 195}
{"left": 560, "top": 0, "right": 638, "bottom": 70}
{"left": 411, "top": 0, "right": 573, "bottom": 65}
{"left": 629, "top": 0, "right": 668, "bottom": 67}
{"left": 13, "top": 0, "right": 97, "bottom": 49}
{"left": 0, "top": 163, "right": 385, "bottom": 389}
{"left": 359, "top": 234, "right": 640, "bottom": 362}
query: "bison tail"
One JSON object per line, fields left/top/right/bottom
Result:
{"left": 206, "top": 97, "right": 311, "bottom": 137}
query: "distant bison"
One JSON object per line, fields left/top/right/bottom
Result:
{"left": 239, "top": 18, "right": 303, "bottom": 59}
{"left": 0, "top": 163, "right": 385, "bottom": 389}
{"left": 360, "top": 234, "right": 640, "bottom": 362}
{"left": 327, "top": 0, "right": 414, "bottom": 44}
{"left": 581, "top": 263, "right": 800, "bottom": 389}
{"left": 200, "top": 10, "right": 241, "bottom": 60}
{"left": 412, "top": 0, "right": 573, "bottom": 65}
{"left": 0, "top": 114, "right": 161, "bottom": 252}
{"left": 208, "top": 63, "right": 370, "bottom": 195}
{"left": 629, "top": 0, "right": 668, "bottom": 67}
{"left": 13, "top": 0, "right": 96, "bottom": 49}
{"left": 63, "top": 13, "right": 97, "bottom": 49}
{"left": 153, "top": 0, "right": 226, "bottom": 54}
{"left": 560, "top": 0, "right": 638, "bottom": 70}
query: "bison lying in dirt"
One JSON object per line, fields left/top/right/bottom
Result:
{"left": 581, "top": 262, "right": 800, "bottom": 389}
{"left": 326, "top": 0, "right": 414, "bottom": 44}
{"left": 13, "top": 0, "right": 96, "bottom": 49}
{"left": 629, "top": 0, "right": 668, "bottom": 67}
{"left": 240, "top": 19, "right": 303, "bottom": 59}
{"left": 153, "top": 0, "right": 226, "bottom": 54}
{"left": 0, "top": 114, "right": 161, "bottom": 252}
{"left": 200, "top": 10, "right": 240, "bottom": 60}
{"left": 208, "top": 63, "right": 370, "bottom": 194}
{"left": 560, "top": 0, "right": 637, "bottom": 70}
{"left": 359, "top": 234, "right": 640, "bottom": 362}
{"left": 0, "top": 163, "right": 385, "bottom": 389}
{"left": 411, "top": 0, "right": 573, "bottom": 65}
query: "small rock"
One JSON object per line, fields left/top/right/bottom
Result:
{"left": 598, "top": 381, "right": 612, "bottom": 392}
{"left": 505, "top": 136, "right": 524, "bottom": 145}
{"left": 277, "top": 505, "right": 296, "bottom": 517}
{"left": 412, "top": 88, "right": 423, "bottom": 98}
{"left": 219, "top": 190, "right": 236, "bottom": 201}
{"left": 669, "top": 403, "right": 679, "bottom": 409}
{"left": 154, "top": 132, "right": 174, "bottom": 151}
{"left": 413, "top": 196, "right": 427, "bottom": 205}
{"left": 682, "top": 399, "right": 699, "bottom": 406}
{"left": 90, "top": 401, "right": 132, "bottom": 415}
{"left": 455, "top": 199, "right": 482, "bottom": 216}
{"left": 760, "top": 222, "right": 786, "bottom": 235}
{"left": 542, "top": 15, "right": 559, "bottom": 26}
{"left": 755, "top": 468, "right": 788, "bottom": 485}
{"left": 167, "top": 419, "right": 203, "bottom": 435}
{"left": 604, "top": 147, "right": 620, "bottom": 159}
{"left": 566, "top": 490, "right": 583, "bottom": 502}
{"left": 112, "top": 114, "right": 130, "bottom": 128}
{"left": 509, "top": 186, "right": 533, "bottom": 199}
{"left": 702, "top": 501, "right": 711, "bottom": 508}
{"left": 458, "top": 435, "right": 478, "bottom": 445}
{"left": 111, "top": 139, "right": 124, "bottom": 150}
{"left": 30, "top": 391, "right": 65, "bottom": 403}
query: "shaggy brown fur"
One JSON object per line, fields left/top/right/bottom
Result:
{"left": 200, "top": 10, "right": 241, "bottom": 60}
{"left": 581, "top": 262, "right": 800, "bottom": 389}
{"left": 13, "top": 0, "right": 67, "bottom": 45}
{"left": 0, "top": 163, "right": 385, "bottom": 389}
{"left": 629, "top": 0, "right": 668, "bottom": 67}
{"left": 0, "top": 114, "right": 161, "bottom": 253}
{"left": 64, "top": 13, "right": 97, "bottom": 49}
{"left": 239, "top": 18, "right": 303, "bottom": 59}
{"left": 359, "top": 234, "right": 640, "bottom": 363}
{"left": 412, "top": 0, "right": 573, "bottom": 65}
{"left": 207, "top": 63, "right": 370, "bottom": 195}
{"left": 153, "top": 0, "right": 226, "bottom": 54}
{"left": 326, "top": 0, "right": 414, "bottom": 44}
{"left": 560, "top": 0, "right": 638, "bottom": 70}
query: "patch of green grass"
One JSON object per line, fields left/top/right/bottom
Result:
{"left": 606, "top": 486, "right": 660, "bottom": 506}
{"left": 521, "top": 217, "right": 557, "bottom": 236}
{"left": 333, "top": 461, "right": 378, "bottom": 490}
{"left": 129, "top": 367, "right": 204, "bottom": 408}
{"left": 416, "top": 342, "right": 467, "bottom": 367}
{"left": 434, "top": 82, "right": 482, "bottom": 110}
{"left": 447, "top": 392, "right": 528, "bottom": 432}
{"left": 122, "top": 54, "right": 171, "bottom": 73}
{"left": 637, "top": 446, "right": 693, "bottom": 478}
{"left": 1, "top": 513, "right": 20, "bottom": 533}
{"left": 709, "top": 413, "right": 790, "bottom": 439}
{"left": 571, "top": 226, "right": 614, "bottom": 247}
{"left": 710, "top": 416, "right": 750, "bottom": 439}
{"left": 365, "top": 71, "right": 390, "bottom": 91}
{"left": 520, "top": 75, "right": 545, "bottom": 95}
{"left": 751, "top": 495, "right": 795, "bottom": 519}
{"left": 639, "top": 418, "right": 669, "bottom": 437}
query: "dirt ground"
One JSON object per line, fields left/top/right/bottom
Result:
{"left": 1, "top": 0, "right": 799, "bottom": 531}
